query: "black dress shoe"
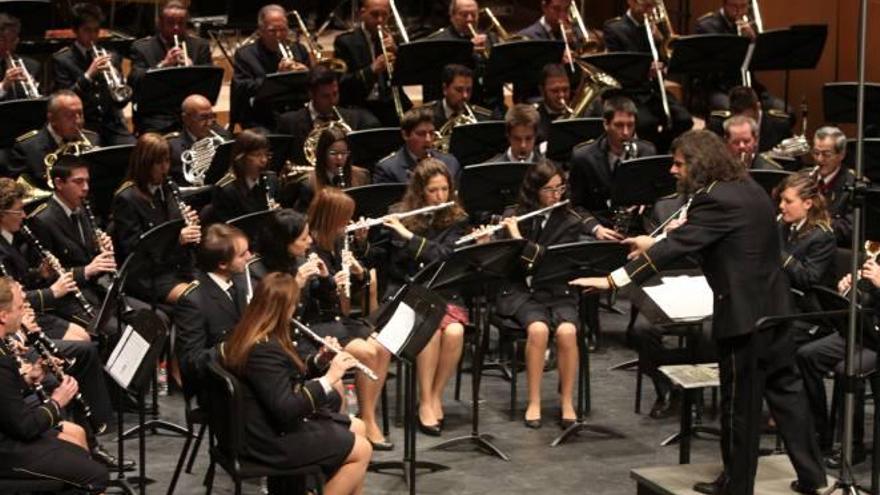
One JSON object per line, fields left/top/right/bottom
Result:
{"left": 790, "top": 480, "right": 824, "bottom": 495}
{"left": 437, "top": 417, "right": 445, "bottom": 430}
{"left": 418, "top": 420, "right": 441, "bottom": 436}
{"left": 91, "top": 444, "right": 136, "bottom": 471}
{"left": 369, "top": 439, "right": 395, "bottom": 451}
{"left": 524, "top": 417, "right": 542, "bottom": 429}
{"left": 825, "top": 446, "right": 867, "bottom": 469}
{"left": 693, "top": 472, "right": 727, "bottom": 495}
{"left": 649, "top": 393, "right": 680, "bottom": 420}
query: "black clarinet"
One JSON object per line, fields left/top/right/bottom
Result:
{"left": 165, "top": 177, "right": 199, "bottom": 229}
{"left": 82, "top": 199, "right": 109, "bottom": 255}
{"left": 1, "top": 336, "right": 50, "bottom": 403}
{"left": 27, "top": 332, "right": 107, "bottom": 434}
{"left": 19, "top": 225, "right": 96, "bottom": 318}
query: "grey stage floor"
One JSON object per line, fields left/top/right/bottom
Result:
{"left": 117, "top": 307, "right": 871, "bottom": 494}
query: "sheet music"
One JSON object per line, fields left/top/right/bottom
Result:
{"left": 105, "top": 325, "right": 150, "bottom": 389}
{"left": 376, "top": 302, "right": 416, "bottom": 355}
{"left": 660, "top": 364, "right": 720, "bottom": 389}
{"left": 643, "top": 275, "right": 714, "bottom": 321}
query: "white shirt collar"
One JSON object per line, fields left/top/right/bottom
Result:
{"left": 207, "top": 271, "right": 233, "bottom": 296}
{"left": 821, "top": 166, "right": 840, "bottom": 186}
{"left": 0, "top": 229, "right": 12, "bottom": 245}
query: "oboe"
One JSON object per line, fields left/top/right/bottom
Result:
{"left": 1, "top": 336, "right": 50, "bottom": 403}
{"left": 290, "top": 318, "right": 379, "bottom": 381}
{"left": 456, "top": 200, "right": 571, "bottom": 245}
{"left": 20, "top": 225, "right": 95, "bottom": 318}
{"left": 27, "top": 332, "right": 107, "bottom": 434}
{"left": 345, "top": 202, "right": 455, "bottom": 233}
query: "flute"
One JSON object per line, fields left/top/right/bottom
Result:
{"left": 456, "top": 200, "right": 570, "bottom": 245}
{"left": 345, "top": 201, "right": 455, "bottom": 233}
{"left": 20, "top": 225, "right": 96, "bottom": 318}
{"left": 290, "top": 318, "right": 378, "bottom": 381}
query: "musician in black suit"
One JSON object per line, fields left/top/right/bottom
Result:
{"left": 723, "top": 115, "right": 784, "bottom": 171}
{"left": 811, "top": 126, "right": 855, "bottom": 248}
{"left": 52, "top": 3, "right": 134, "bottom": 147}
{"left": 174, "top": 224, "right": 250, "bottom": 406}
{"left": 0, "top": 278, "right": 108, "bottom": 493}
{"left": 275, "top": 65, "right": 380, "bottom": 167}
{"left": 572, "top": 130, "right": 826, "bottom": 495}
{"left": 9, "top": 91, "right": 101, "bottom": 185}
{"left": 209, "top": 129, "right": 279, "bottom": 223}
{"left": 487, "top": 103, "right": 544, "bottom": 163}
{"left": 110, "top": 133, "right": 200, "bottom": 304}
{"left": 428, "top": 64, "right": 494, "bottom": 133}
{"left": 128, "top": 0, "right": 213, "bottom": 134}
{"left": 167, "top": 94, "right": 232, "bottom": 186}
{"left": 220, "top": 272, "right": 371, "bottom": 492}
{"left": 231, "top": 4, "right": 311, "bottom": 130}
{"left": 706, "top": 86, "right": 793, "bottom": 153}
{"left": 534, "top": 64, "right": 570, "bottom": 143}
{"left": 0, "top": 14, "right": 41, "bottom": 102}
{"left": 373, "top": 106, "right": 461, "bottom": 184}
{"left": 568, "top": 96, "right": 657, "bottom": 231}
{"left": 333, "top": 0, "right": 412, "bottom": 126}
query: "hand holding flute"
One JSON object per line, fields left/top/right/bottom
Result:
{"left": 291, "top": 318, "right": 379, "bottom": 380}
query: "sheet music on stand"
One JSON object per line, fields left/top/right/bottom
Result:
{"left": 642, "top": 275, "right": 714, "bottom": 322}
{"left": 659, "top": 364, "right": 720, "bottom": 389}
{"left": 376, "top": 300, "right": 417, "bottom": 357}
{"left": 105, "top": 324, "right": 150, "bottom": 389}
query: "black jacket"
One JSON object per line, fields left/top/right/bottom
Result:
{"left": 275, "top": 105, "right": 380, "bottom": 166}
{"left": 706, "top": 109, "right": 794, "bottom": 153}
{"left": 780, "top": 222, "right": 837, "bottom": 293}
{"left": 373, "top": 147, "right": 461, "bottom": 185}
{"left": 821, "top": 167, "right": 856, "bottom": 247}
{"left": 621, "top": 178, "right": 791, "bottom": 339}
{"left": 51, "top": 45, "right": 128, "bottom": 132}
{"left": 0, "top": 233, "right": 58, "bottom": 313}
{"left": 603, "top": 14, "right": 651, "bottom": 54}
{"left": 9, "top": 127, "right": 101, "bottom": 185}
{"left": 231, "top": 40, "right": 310, "bottom": 130}
{"left": 27, "top": 198, "right": 99, "bottom": 287}
{"left": 427, "top": 99, "right": 494, "bottom": 134}
{"left": 333, "top": 27, "right": 411, "bottom": 111}
{"left": 209, "top": 172, "right": 279, "bottom": 223}
{"left": 0, "top": 352, "right": 64, "bottom": 455}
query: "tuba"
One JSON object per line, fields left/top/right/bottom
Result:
{"left": 767, "top": 98, "right": 810, "bottom": 160}
{"left": 181, "top": 130, "right": 227, "bottom": 186}
{"left": 303, "top": 106, "right": 352, "bottom": 166}
{"left": 436, "top": 102, "right": 478, "bottom": 152}
{"left": 563, "top": 60, "right": 621, "bottom": 119}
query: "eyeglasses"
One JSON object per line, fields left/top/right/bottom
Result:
{"left": 540, "top": 185, "right": 566, "bottom": 195}
{"left": 328, "top": 150, "right": 351, "bottom": 158}
{"left": 811, "top": 149, "right": 839, "bottom": 159}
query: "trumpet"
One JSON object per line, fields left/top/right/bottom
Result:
{"left": 346, "top": 202, "right": 455, "bottom": 233}
{"left": 5, "top": 54, "right": 40, "bottom": 99}
{"left": 278, "top": 40, "right": 295, "bottom": 62}
{"left": 91, "top": 45, "right": 132, "bottom": 103}
{"left": 289, "top": 9, "right": 347, "bottom": 73}
{"left": 456, "top": 200, "right": 570, "bottom": 245}
{"left": 173, "top": 34, "right": 191, "bottom": 66}
{"left": 290, "top": 318, "right": 378, "bottom": 380}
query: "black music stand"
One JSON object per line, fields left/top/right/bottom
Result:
{"left": 749, "top": 169, "right": 793, "bottom": 197}
{"left": 134, "top": 66, "right": 224, "bottom": 113}
{"left": 0, "top": 0, "right": 50, "bottom": 38}
{"left": 611, "top": 155, "right": 676, "bottom": 207}
{"left": 448, "top": 121, "right": 507, "bottom": 166}
{"left": 348, "top": 128, "right": 403, "bottom": 171}
{"left": 750, "top": 25, "right": 828, "bottom": 105}
{"left": 531, "top": 241, "right": 629, "bottom": 446}
{"left": 0, "top": 97, "right": 47, "bottom": 148}
{"left": 580, "top": 52, "right": 653, "bottom": 90}
{"left": 228, "top": 209, "right": 275, "bottom": 243}
{"left": 416, "top": 239, "right": 527, "bottom": 461}
{"left": 845, "top": 138, "right": 880, "bottom": 182}
{"left": 345, "top": 183, "right": 406, "bottom": 220}
{"left": 266, "top": 133, "right": 294, "bottom": 173}
{"left": 485, "top": 40, "right": 565, "bottom": 87}
{"left": 393, "top": 39, "right": 474, "bottom": 97}
{"left": 823, "top": 83, "right": 880, "bottom": 126}
{"left": 80, "top": 144, "right": 134, "bottom": 220}
{"left": 458, "top": 162, "right": 530, "bottom": 222}
{"left": 204, "top": 141, "right": 233, "bottom": 185}
{"left": 253, "top": 71, "right": 310, "bottom": 114}
{"left": 667, "top": 34, "right": 750, "bottom": 76}
{"left": 546, "top": 118, "right": 604, "bottom": 162}
{"left": 368, "top": 283, "right": 449, "bottom": 494}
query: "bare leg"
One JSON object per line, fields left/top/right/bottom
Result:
{"left": 345, "top": 338, "right": 391, "bottom": 443}
{"left": 325, "top": 418, "right": 372, "bottom": 495}
{"left": 525, "top": 322, "right": 550, "bottom": 421}
{"left": 62, "top": 323, "right": 91, "bottom": 342}
{"left": 416, "top": 328, "right": 442, "bottom": 426}
{"left": 430, "top": 323, "right": 464, "bottom": 422}
{"left": 556, "top": 323, "right": 578, "bottom": 420}
{"left": 57, "top": 421, "right": 88, "bottom": 451}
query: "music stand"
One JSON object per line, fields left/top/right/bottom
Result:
{"left": 348, "top": 128, "right": 403, "bottom": 172}
{"left": 458, "top": 162, "right": 530, "bottom": 221}
{"left": 393, "top": 39, "right": 474, "bottom": 97}
{"left": 80, "top": 144, "right": 134, "bottom": 220}
{"left": 368, "top": 283, "right": 449, "bottom": 494}
{"left": 611, "top": 155, "right": 676, "bottom": 207}
{"left": 0, "top": 97, "right": 47, "bottom": 148}
{"left": 134, "top": 67, "right": 223, "bottom": 112}
{"left": 823, "top": 83, "right": 880, "bottom": 126}
{"left": 448, "top": 121, "right": 507, "bottom": 166}
{"left": 253, "top": 71, "right": 309, "bottom": 113}
{"left": 416, "top": 239, "right": 527, "bottom": 461}
{"left": 0, "top": 0, "right": 50, "bottom": 39}
{"left": 531, "top": 241, "right": 629, "bottom": 446}
{"left": 749, "top": 169, "right": 793, "bottom": 197}
{"left": 749, "top": 25, "right": 828, "bottom": 104}
{"left": 579, "top": 52, "right": 653, "bottom": 90}
{"left": 485, "top": 40, "right": 565, "bottom": 87}
{"left": 204, "top": 141, "right": 233, "bottom": 185}
{"left": 345, "top": 183, "right": 406, "bottom": 220}
{"left": 844, "top": 139, "right": 880, "bottom": 182}
{"left": 667, "top": 34, "right": 750, "bottom": 75}
{"left": 227, "top": 209, "right": 275, "bottom": 243}
{"left": 266, "top": 133, "right": 294, "bottom": 173}
{"left": 545, "top": 118, "right": 604, "bottom": 162}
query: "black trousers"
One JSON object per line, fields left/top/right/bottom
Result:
{"left": 0, "top": 432, "right": 108, "bottom": 493}
{"left": 716, "top": 325, "right": 825, "bottom": 495}
{"left": 52, "top": 340, "right": 115, "bottom": 432}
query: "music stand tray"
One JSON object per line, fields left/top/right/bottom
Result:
{"left": 823, "top": 83, "right": 880, "bottom": 126}
{"left": 265, "top": 133, "right": 294, "bottom": 173}
{"left": 345, "top": 183, "right": 406, "bottom": 220}
{"left": 845, "top": 138, "right": 880, "bottom": 183}
{"left": 253, "top": 71, "right": 309, "bottom": 108}
{"left": 134, "top": 66, "right": 224, "bottom": 113}
{"left": 0, "top": 97, "right": 47, "bottom": 147}
{"left": 749, "top": 25, "right": 828, "bottom": 72}
{"left": 749, "top": 169, "right": 792, "bottom": 197}
{"left": 204, "top": 141, "right": 233, "bottom": 185}
{"left": 0, "top": 0, "right": 50, "bottom": 39}
{"left": 459, "top": 162, "right": 530, "bottom": 219}
{"left": 579, "top": 52, "right": 653, "bottom": 89}
{"left": 348, "top": 128, "right": 403, "bottom": 172}
{"left": 485, "top": 40, "right": 565, "bottom": 86}
{"left": 667, "top": 34, "right": 750, "bottom": 75}
{"left": 227, "top": 209, "right": 275, "bottom": 243}
{"left": 611, "top": 155, "right": 676, "bottom": 207}
{"left": 80, "top": 144, "right": 135, "bottom": 220}
{"left": 546, "top": 118, "right": 604, "bottom": 162}
{"left": 393, "top": 39, "right": 474, "bottom": 88}
{"left": 448, "top": 121, "right": 507, "bottom": 166}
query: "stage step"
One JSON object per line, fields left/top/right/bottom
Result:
{"left": 631, "top": 455, "right": 835, "bottom": 495}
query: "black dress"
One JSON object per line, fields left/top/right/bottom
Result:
{"left": 231, "top": 340, "right": 353, "bottom": 475}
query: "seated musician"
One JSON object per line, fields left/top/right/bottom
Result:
{"left": 369, "top": 159, "right": 469, "bottom": 435}
{"left": 52, "top": 3, "right": 135, "bottom": 147}
{"left": 0, "top": 278, "right": 109, "bottom": 493}
{"left": 209, "top": 129, "right": 279, "bottom": 223}
{"left": 603, "top": 0, "right": 693, "bottom": 150}
{"left": 221, "top": 272, "right": 371, "bottom": 494}
{"left": 0, "top": 13, "right": 41, "bottom": 102}
{"left": 723, "top": 115, "right": 783, "bottom": 170}
{"left": 810, "top": 126, "right": 855, "bottom": 247}
{"left": 110, "top": 133, "right": 200, "bottom": 304}
{"left": 167, "top": 94, "right": 232, "bottom": 187}
{"left": 174, "top": 224, "right": 251, "bottom": 407}
{"left": 534, "top": 64, "right": 571, "bottom": 143}
{"left": 487, "top": 104, "right": 544, "bottom": 163}
{"left": 128, "top": 0, "right": 213, "bottom": 134}
{"left": 568, "top": 96, "right": 656, "bottom": 233}
{"left": 275, "top": 64, "right": 380, "bottom": 167}
{"left": 427, "top": 64, "right": 494, "bottom": 133}
{"left": 487, "top": 160, "right": 599, "bottom": 428}
{"left": 333, "top": 0, "right": 412, "bottom": 127}
{"left": 232, "top": 4, "right": 311, "bottom": 130}
{"left": 706, "top": 86, "right": 793, "bottom": 153}
{"left": 373, "top": 106, "right": 461, "bottom": 184}
{"left": 9, "top": 91, "right": 100, "bottom": 184}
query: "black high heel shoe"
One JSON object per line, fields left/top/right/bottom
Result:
{"left": 418, "top": 419, "right": 442, "bottom": 436}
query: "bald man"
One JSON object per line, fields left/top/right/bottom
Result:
{"left": 166, "top": 94, "right": 231, "bottom": 186}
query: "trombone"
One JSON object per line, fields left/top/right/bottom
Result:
{"left": 481, "top": 7, "right": 527, "bottom": 43}
{"left": 377, "top": 24, "right": 404, "bottom": 120}
{"left": 643, "top": 2, "right": 673, "bottom": 131}
{"left": 289, "top": 10, "right": 347, "bottom": 73}
{"left": 91, "top": 45, "right": 132, "bottom": 103}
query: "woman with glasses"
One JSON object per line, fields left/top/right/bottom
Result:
{"left": 488, "top": 160, "right": 599, "bottom": 429}
{"left": 211, "top": 129, "right": 280, "bottom": 222}
{"left": 287, "top": 127, "right": 370, "bottom": 212}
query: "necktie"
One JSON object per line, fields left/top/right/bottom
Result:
{"left": 70, "top": 212, "right": 86, "bottom": 245}
{"left": 227, "top": 284, "right": 241, "bottom": 314}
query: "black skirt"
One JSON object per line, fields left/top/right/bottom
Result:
{"left": 300, "top": 317, "right": 373, "bottom": 354}
{"left": 513, "top": 291, "right": 580, "bottom": 331}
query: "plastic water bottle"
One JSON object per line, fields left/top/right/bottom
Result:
{"left": 157, "top": 360, "right": 168, "bottom": 396}
{"left": 345, "top": 383, "right": 358, "bottom": 415}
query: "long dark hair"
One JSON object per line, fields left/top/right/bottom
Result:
{"left": 257, "top": 208, "right": 307, "bottom": 273}
{"left": 395, "top": 158, "right": 466, "bottom": 233}
{"left": 517, "top": 159, "right": 564, "bottom": 214}
{"left": 671, "top": 130, "right": 746, "bottom": 193}
{"left": 314, "top": 126, "right": 351, "bottom": 192}
{"left": 230, "top": 128, "right": 269, "bottom": 180}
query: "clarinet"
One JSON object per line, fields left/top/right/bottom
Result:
{"left": 19, "top": 225, "right": 95, "bottom": 319}
{"left": 261, "top": 172, "right": 280, "bottom": 210}
{"left": 82, "top": 199, "right": 111, "bottom": 255}
{"left": 27, "top": 332, "right": 107, "bottom": 434}
{"left": 165, "top": 178, "right": 199, "bottom": 229}
{"left": 1, "top": 336, "right": 50, "bottom": 403}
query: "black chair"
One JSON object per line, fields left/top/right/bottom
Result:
{"left": 204, "top": 360, "right": 325, "bottom": 495}
{"left": 166, "top": 394, "right": 208, "bottom": 495}
{"left": 0, "top": 478, "right": 67, "bottom": 494}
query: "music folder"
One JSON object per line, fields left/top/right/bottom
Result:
{"left": 629, "top": 269, "right": 714, "bottom": 326}
{"left": 485, "top": 40, "right": 565, "bottom": 86}
{"left": 667, "top": 34, "right": 750, "bottom": 75}
{"left": 0, "top": 97, "right": 47, "bottom": 147}
{"left": 347, "top": 127, "right": 403, "bottom": 172}
{"left": 134, "top": 66, "right": 224, "bottom": 114}
{"left": 104, "top": 309, "right": 166, "bottom": 393}
{"left": 545, "top": 118, "right": 604, "bottom": 162}
{"left": 393, "top": 39, "right": 474, "bottom": 92}
{"left": 611, "top": 155, "right": 676, "bottom": 207}
{"left": 253, "top": 70, "right": 309, "bottom": 108}
{"left": 448, "top": 120, "right": 507, "bottom": 166}
{"left": 373, "top": 284, "right": 446, "bottom": 363}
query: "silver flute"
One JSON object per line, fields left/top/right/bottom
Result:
{"left": 345, "top": 201, "right": 455, "bottom": 233}
{"left": 456, "top": 200, "right": 570, "bottom": 245}
{"left": 290, "top": 318, "right": 378, "bottom": 381}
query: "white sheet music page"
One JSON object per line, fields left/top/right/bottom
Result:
{"left": 105, "top": 325, "right": 150, "bottom": 389}
{"left": 376, "top": 301, "right": 416, "bottom": 355}
{"left": 643, "top": 275, "right": 714, "bottom": 321}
